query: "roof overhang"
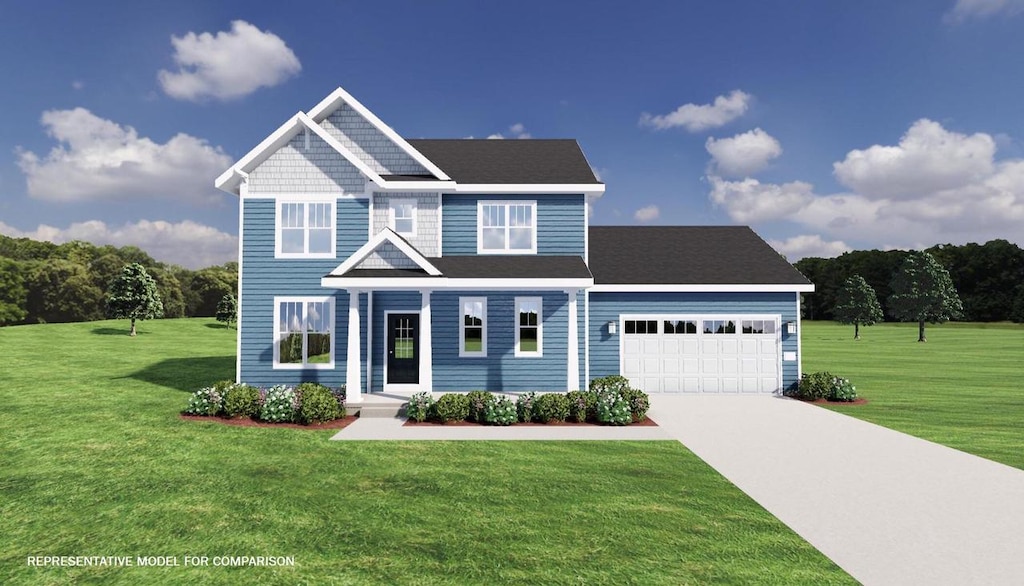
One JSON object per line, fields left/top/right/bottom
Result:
{"left": 452, "top": 184, "right": 605, "bottom": 195}
{"left": 321, "top": 276, "right": 594, "bottom": 290}
{"left": 328, "top": 228, "right": 443, "bottom": 277}
{"left": 589, "top": 284, "right": 815, "bottom": 293}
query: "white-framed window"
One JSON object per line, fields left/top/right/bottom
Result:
{"left": 477, "top": 200, "right": 537, "bottom": 253}
{"left": 274, "top": 297, "right": 334, "bottom": 369}
{"left": 459, "top": 296, "right": 487, "bottom": 357}
{"left": 514, "top": 296, "right": 542, "bottom": 357}
{"left": 390, "top": 198, "right": 417, "bottom": 236}
{"left": 276, "top": 200, "right": 336, "bottom": 258}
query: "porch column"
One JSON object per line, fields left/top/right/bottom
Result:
{"left": 346, "top": 289, "right": 363, "bottom": 403}
{"left": 420, "top": 290, "right": 433, "bottom": 393}
{"left": 566, "top": 288, "right": 580, "bottom": 391}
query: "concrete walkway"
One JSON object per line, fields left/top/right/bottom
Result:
{"left": 647, "top": 395, "right": 1024, "bottom": 586}
{"left": 331, "top": 416, "right": 670, "bottom": 440}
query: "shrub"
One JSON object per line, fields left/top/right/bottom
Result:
{"left": 223, "top": 383, "right": 261, "bottom": 418}
{"left": 534, "top": 393, "right": 571, "bottom": 423}
{"left": 796, "top": 372, "right": 834, "bottom": 401}
{"left": 434, "top": 393, "right": 471, "bottom": 423}
{"left": 589, "top": 375, "right": 631, "bottom": 396}
{"left": 466, "top": 391, "right": 495, "bottom": 423}
{"left": 566, "top": 390, "right": 595, "bottom": 423}
{"left": 260, "top": 385, "right": 297, "bottom": 423}
{"left": 485, "top": 395, "right": 517, "bottom": 426}
{"left": 297, "top": 383, "right": 342, "bottom": 424}
{"left": 828, "top": 376, "right": 858, "bottom": 402}
{"left": 406, "top": 392, "right": 435, "bottom": 422}
{"left": 516, "top": 392, "right": 538, "bottom": 423}
{"left": 596, "top": 391, "right": 632, "bottom": 426}
{"left": 620, "top": 388, "right": 650, "bottom": 422}
{"left": 330, "top": 385, "right": 346, "bottom": 411}
{"left": 183, "top": 386, "right": 225, "bottom": 416}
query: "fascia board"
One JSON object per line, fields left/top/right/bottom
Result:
{"left": 589, "top": 284, "right": 816, "bottom": 293}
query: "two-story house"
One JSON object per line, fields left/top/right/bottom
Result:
{"left": 215, "top": 87, "right": 813, "bottom": 403}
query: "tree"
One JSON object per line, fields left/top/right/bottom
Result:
{"left": 0, "top": 258, "right": 28, "bottom": 325}
{"left": 888, "top": 251, "right": 963, "bottom": 342}
{"left": 106, "top": 263, "right": 163, "bottom": 336}
{"left": 833, "top": 275, "right": 883, "bottom": 340}
{"left": 216, "top": 293, "right": 237, "bottom": 327}
{"left": 26, "top": 260, "right": 104, "bottom": 323}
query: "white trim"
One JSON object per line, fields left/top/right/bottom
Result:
{"left": 459, "top": 296, "right": 487, "bottom": 358}
{"left": 476, "top": 200, "right": 538, "bottom": 255}
{"left": 329, "top": 228, "right": 442, "bottom": 277}
{"left": 589, "top": 284, "right": 816, "bottom": 293}
{"left": 366, "top": 291, "right": 373, "bottom": 394}
{"left": 566, "top": 289, "right": 580, "bottom": 391}
{"left": 795, "top": 292, "right": 803, "bottom": 383}
{"left": 383, "top": 309, "right": 423, "bottom": 391}
{"left": 346, "top": 291, "right": 362, "bottom": 402}
{"left": 584, "top": 288, "right": 590, "bottom": 386}
{"left": 514, "top": 296, "right": 543, "bottom": 357}
{"left": 306, "top": 87, "right": 452, "bottom": 181}
{"left": 272, "top": 296, "right": 336, "bottom": 370}
{"left": 584, "top": 194, "right": 590, "bottom": 265}
{"left": 378, "top": 181, "right": 457, "bottom": 191}
{"left": 454, "top": 184, "right": 605, "bottom": 195}
{"left": 235, "top": 179, "right": 247, "bottom": 383}
{"left": 298, "top": 112, "right": 386, "bottom": 186}
{"left": 389, "top": 197, "right": 417, "bottom": 236}
{"left": 241, "top": 192, "right": 368, "bottom": 200}
{"left": 275, "top": 200, "right": 337, "bottom": 259}
{"left": 419, "top": 290, "right": 433, "bottom": 393}
{"left": 320, "top": 276, "right": 593, "bottom": 290}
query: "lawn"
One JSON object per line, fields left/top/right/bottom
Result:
{"left": 0, "top": 318, "right": 852, "bottom": 585}
{"left": 802, "top": 320, "right": 1024, "bottom": 470}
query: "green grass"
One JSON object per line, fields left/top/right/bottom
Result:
{"left": 1, "top": 318, "right": 851, "bottom": 585}
{"left": 803, "top": 321, "right": 1024, "bottom": 470}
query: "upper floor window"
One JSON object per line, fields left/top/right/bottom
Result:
{"left": 478, "top": 200, "right": 536, "bottom": 254}
{"left": 390, "top": 199, "right": 416, "bottom": 236}
{"left": 276, "top": 201, "right": 335, "bottom": 258}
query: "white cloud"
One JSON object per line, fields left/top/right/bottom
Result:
{"left": 706, "top": 128, "right": 782, "bottom": 177}
{"left": 833, "top": 118, "right": 995, "bottom": 199}
{"left": 17, "top": 107, "right": 232, "bottom": 203}
{"left": 0, "top": 219, "right": 237, "bottom": 269}
{"left": 640, "top": 90, "right": 751, "bottom": 132}
{"left": 158, "top": 20, "right": 301, "bottom": 101}
{"left": 487, "top": 123, "right": 531, "bottom": 140}
{"left": 768, "top": 234, "right": 851, "bottom": 261}
{"left": 634, "top": 205, "right": 660, "bottom": 222}
{"left": 707, "top": 176, "right": 816, "bottom": 223}
{"left": 946, "top": 0, "right": 1024, "bottom": 22}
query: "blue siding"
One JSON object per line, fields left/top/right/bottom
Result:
{"left": 441, "top": 194, "right": 585, "bottom": 256}
{"left": 370, "top": 291, "right": 422, "bottom": 392}
{"left": 587, "top": 292, "right": 801, "bottom": 391}
{"left": 238, "top": 197, "right": 369, "bottom": 387}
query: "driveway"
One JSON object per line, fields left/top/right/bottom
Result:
{"left": 648, "top": 395, "right": 1024, "bottom": 585}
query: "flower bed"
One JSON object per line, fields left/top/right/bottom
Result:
{"left": 786, "top": 372, "right": 862, "bottom": 403}
{"left": 181, "top": 381, "right": 349, "bottom": 427}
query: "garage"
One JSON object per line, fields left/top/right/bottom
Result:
{"left": 620, "top": 315, "right": 781, "bottom": 393}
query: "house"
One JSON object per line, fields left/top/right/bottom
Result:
{"left": 215, "top": 87, "right": 814, "bottom": 402}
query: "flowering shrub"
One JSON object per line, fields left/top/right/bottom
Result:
{"left": 406, "top": 392, "right": 435, "bottom": 422}
{"left": 516, "top": 392, "right": 538, "bottom": 423}
{"left": 434, "top": 393, "right": 471, "bottom": 423}
{"left": 589, "top": 375, "right": 631, "bottom": 396}
{"left": 330, "top": 385, "right": 346, "bottom": 411}
{"left": 596, "top": 390, "right": 632, "bottom": 426}
{"left": 183, "top": 386, "right": 225, "bottom": 416}
{"left": 534, "top": 393, "right": 571, "bottom": 423}
{"left": 466, "top": 391, "right": 495, "bottom": 423}
{"left": 791, "top": 372, "right": 858, "bottom": 402}
{"left": 828, "top": 377, "right": 857, "bottom": 402}
{"left": 620, "top": 388, "right": 650, "bottom": 422}
{"left": 260, "top": 385, "right": 297, "bottom": 423}
{"left": 485, "top": 395, "right": 517, "bottom": 426}
{"left": 223, "top": 383, "right": 262, "bottom": 418}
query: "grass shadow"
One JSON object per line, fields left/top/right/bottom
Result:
{"left": 205, "top": 323, "right": 233, "bottom": 330}
{"left": 129, "top": 356, "right": 235, "bottom": 393}
{"left": 91, "top": 327, "right": 150, "bottom": 336}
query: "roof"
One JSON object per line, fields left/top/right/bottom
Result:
{"left": 407, "top": 139, "right": 603, "bottom": 185}
{"left": 587, "top": 226, "right": 813, "bottom": 286}
{"left": 334, "top": 256, "right": 592, "bottom": 280}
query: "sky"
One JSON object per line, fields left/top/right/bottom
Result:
{"left": 1, "top": 0, "right": 1023, "bottom": 268}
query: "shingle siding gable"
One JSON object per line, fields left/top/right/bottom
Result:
{"left": 247, "top": 132, "right": 366, "bottom": 194}
{"left": 320, "top": 104, "right": 429, "bottom": 176}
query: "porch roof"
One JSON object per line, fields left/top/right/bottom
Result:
{"left": 322, "top": 255, "right": 593, "bottom": 290}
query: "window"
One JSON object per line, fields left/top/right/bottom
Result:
{"left": 478, "top": 201, "right": 536, "bottom": 253}
{"left": 390, "top": 199, "right": 416, "bottom": 235}
{"left": 460, "top": 297, "right": 487, "bottom": 357}
{"left": 274, "top": 297, "right": 334, "bottom": 368}
{"left": 624, "top": 320, "right": 658, "bottom": 334}
{"left": 277, "top": 201, "right": 335, "bottom": 258}
{"left": 515, "top": 297, "right": 542, "bottom": 356}
{"left": 741, "top": 319, "right": 776, "bottom": 334}
{"left": 664, "top": 319, "right": 698, "bottom": 334}
{"left": 703, "top": 320, "right": 736, "bottom": 334}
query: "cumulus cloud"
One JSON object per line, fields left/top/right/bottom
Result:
{"left": 16, "top": 107, "right": 232, "bottom": 203}
{"left": 706, "top": 128, "right": 782, "bottom": 177}
{"left": 158, "top": 20, "right": 301, "bottom": 101}
{"left": 768, "top": 234, "right": 852, "bottom": 261}
{"left": 634, "top": 205, "right": 660, "bottom": 222}
{"left": 708, "top": 119, "right": 1024, "bottom": 252}
{"left": 487, "top": 123, "right": 531, "bottom": 140}
{"left": 640, "top": 90, "right": 751, "bottom": 132}
{"left": 946, "top": 0, "right": 1024, "bottom": 22}
{"left": 0, "top": 219, "right": 237, "bottom": 269}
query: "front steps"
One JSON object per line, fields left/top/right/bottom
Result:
{"left": 347, "top": 395, "right": 409, "bottom": 418}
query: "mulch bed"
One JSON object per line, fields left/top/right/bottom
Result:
{"left": 800, "top": 398, "right": 869, "bottom": 406}
{"left": 404, "top": 416, "right": 658, "bottom": 427}
{"left": 179, "top": 414, "right": 359, "bottom": 430}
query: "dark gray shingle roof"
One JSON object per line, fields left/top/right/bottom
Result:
{"left": 335, "top": 256, "right": 592, "bottom": 280}
{"left": 408, "top": 139, "right": 602, "bottom": 185}
{"left": 588, "top": 226, "right": 812, "bottom": 285}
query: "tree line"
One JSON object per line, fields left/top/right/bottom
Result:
{"left": 0, "top": 234, "right": 238, "bottom": 326}
{"left": 795, "top": 239, "right": 1024, "bottom": 323}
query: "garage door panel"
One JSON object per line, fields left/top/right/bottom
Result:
{"left": 662, "top": 358, "right": 680, "bottom": 374}
{"left": 721, "top": 377, "right": 739, "bottom": 393}
{"left": 623, "top": 358, "right": 641, "bottom": 377}
{"left": 741, "top": 357, "right": 758, "bottom": 373}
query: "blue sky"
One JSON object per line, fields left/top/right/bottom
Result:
{"left": 2, "top": 0, "right": 1023, "bottom": 267}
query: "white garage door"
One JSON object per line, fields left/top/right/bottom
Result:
{"left": 620, "top": 315, "right": 780, "bottom": 393}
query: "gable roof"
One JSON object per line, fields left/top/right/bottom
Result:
{"left": 408, "top": 139, "right": 603, "bottom": 185}
{"left": 588, "top": 226, "right": 813, "bottom": 289}
{"left": 329, "top": 228, "right": 442, "bottom": 277}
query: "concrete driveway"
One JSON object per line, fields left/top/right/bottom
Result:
{"left": 648, "top": 395, "right": 1024, "bottom": 585}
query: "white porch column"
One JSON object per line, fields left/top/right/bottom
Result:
{"left": 566, "top": 288, "right": 580, "bottom": 391}
{"left": 346, "top": 289, "right": 363, "bottom": 403}
{"left": 419, "top": 290, "right": 433, "bottom": 393}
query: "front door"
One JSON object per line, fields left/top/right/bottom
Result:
{"left": 387, "top": 313, "right": 419, "bottom": 384}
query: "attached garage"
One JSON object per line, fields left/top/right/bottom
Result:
{"left": 619, "top": 315, "right": 781, "bottom": 393}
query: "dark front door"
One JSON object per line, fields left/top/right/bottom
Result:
{"left": 387, "top": 313, "right": 419, "bottom": 384}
